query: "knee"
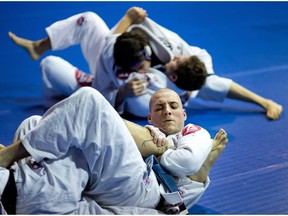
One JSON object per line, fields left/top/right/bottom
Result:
{"left": 20, "top": 115, "right": 42, "bottom": 130}
{"left": 13, "top": 115, "right": 42, "bottom": 141}
{"left": 76, "top": 86, "right": 101, "bottom": 96}
{"left": 75, "top": 11, "right": 109, "bottom": 38}
{"left": 25, "top": 115, "right": 42, "bottom": 125}
{"left": 81, "top": 11, "right": 102, "bottom": 23}
{"left": 77, "top": 11, "right": 104, "bottom": 29}
{"left": 40, "top": 55, "right": 60, "bottom": 74}
{"left": 76, "top": 86, "right": 102, "bottom": 99}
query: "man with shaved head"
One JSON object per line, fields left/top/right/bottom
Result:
{"left": 0, "top": 87, "right": 228, "bottom": 214}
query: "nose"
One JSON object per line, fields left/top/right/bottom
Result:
{"left": 164, "top": 105, "right": 172, "bottom": 116}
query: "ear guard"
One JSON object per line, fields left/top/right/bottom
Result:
{"left": 114, "top": 45, "right": 152, "bottom": 75}
{"left": 138, "top": 45, "right": 152, "bottom": 61}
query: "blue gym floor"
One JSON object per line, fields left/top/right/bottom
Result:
{"left": 1, "top": 1, "right": 288, "bottom": 214}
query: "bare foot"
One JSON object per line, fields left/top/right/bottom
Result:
{"left": 8, "top": 31, "right": 45, "bottom": 60}
{"left": 211, "top": 128, "right": 228, "bottom": 151}
{"left": 265, "top": 99, "right": 283, "bottom": 120}
{"left": 189, "top": 129, "right": 228, "bottom": 182}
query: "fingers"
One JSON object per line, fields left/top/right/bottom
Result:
{"left": 145, "top": 125, "right": 167, "bottom": 147}
{"left": 127, "top": 78, "right": 148, "bottom": 96}
{"left": 265, "top": 99, "right": 283, "bottom": 120}
{"left": 154, "top": 137, "right": 168, "bottom": 147}
{"left": 122, "top": 78, "right": 147, "bottom": 97}
{"left": 266, "top": 105, "right": 283, "bottom": 120}
{"left": 126, "top": 7, "right": 147, "bottom": 24}
{"left": 150, "top": 128, "right": 166, "bottom": 147}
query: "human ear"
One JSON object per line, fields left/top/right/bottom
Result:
{"left": 183, "top": 109, "right": 187, "bottom": 121}
{"left": 168, "top": 73, "right": 178, "bottom": 82}
{"left": 147, "top": 113, "right": 152, "bottom": 124}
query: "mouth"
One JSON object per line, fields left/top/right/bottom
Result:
{"left": 163, "top": 119, "right": 174, "bottom": 123}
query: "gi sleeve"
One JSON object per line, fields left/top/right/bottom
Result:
{"left": 160, "top": 124, "right": 212, "bottom": 178}
{"left": 92, "top": 34, "right": 122, "bottom": 110}
{"left": 196, "top": 74, "right": 233, "bottom": 102}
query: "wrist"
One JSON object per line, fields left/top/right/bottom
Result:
{"left": 123, "top": 15, "right": 133, "bottom": 25}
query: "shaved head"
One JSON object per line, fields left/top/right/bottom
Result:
{"left": 148, "top": 88, "right": 186, "bottom": 135}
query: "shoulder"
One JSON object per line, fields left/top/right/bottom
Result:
{"left": 176, "top": 124, "right": 211, "bottom": 144}
{"left": 181, "top": 124, "right": 202, "bottom": 136}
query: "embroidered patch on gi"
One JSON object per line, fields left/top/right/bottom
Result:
{"left": 77, "top": 16, "right": 85, "bottom": 26}
{"left": 75, "top": 69, "right": 94, "bottom": 86}
{"left": 116, "top": 70, "right": 131, "bottom": 80}
{"left": 182, "top": 124, "right": 201, "bottom": 136}
{"left": 178, "top": 187, "right": 185, "bottom": 196}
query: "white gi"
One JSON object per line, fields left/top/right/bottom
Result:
{"left": 93, "top": 17, "right": 233, "bottom": 116}
{"left": 0, "top": 87, "right": 162, "bottom": 214}
{"left": 41, "top": 11, "right": 110, "bottom": 98}
{"left": 148, "top": 123, "right": 212, "bottom": 210}
{"left": 39, "top": 12, "right": 233, "bottom": 117}
{"left": 0, "top": 87, "right": 210, "bottom": 214}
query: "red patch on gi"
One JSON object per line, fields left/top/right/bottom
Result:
{"left": 182, "top": 124, "right": 201, "bottom": 136}
{"left": 75, "top": 69, "right": 94, "bottom": 86}
{"left": 116, "top": 70, "right": 132, "bottom": 80}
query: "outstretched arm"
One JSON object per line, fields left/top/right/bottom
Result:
{"left": 227, "top": 81, "right": 283, "bottom": 120}
{"left": 112, "top": 7, "right": 147, "bottom": 34}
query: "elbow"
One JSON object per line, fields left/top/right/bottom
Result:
{"left": 172, "top": 156, "right": 203, "bottom": 177}
{"left": 184, "top": 159, "right": 203, "bottom": 175}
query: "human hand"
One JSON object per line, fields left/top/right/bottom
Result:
{"left": 126, "top": 7, "right": 147, "bottom": 24}
{"left": 145, "top": 125, "right": 169, "bottom": 147}
{"left": 121, "top": 77, "right": 148, "bottom": 97}
{"left": 265, "top": 99, "right": 283, "bottom": 120}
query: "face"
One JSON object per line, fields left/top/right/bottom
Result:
{"left": 148, "top": 89, "right": 187, "bottom": 135}
{"left": 129, "top": 60, "right": 151, "bottom": 74}
{"left": 165, "top": 56, "right": 190, "bottom": 81}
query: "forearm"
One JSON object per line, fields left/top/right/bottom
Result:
{"left": 112, "top": 7, "right": 147, "bottom": 34}
{"left": 123, "top": 120, "right": 168, "bottom": 158}
{"left": 112, "top": 15, "right": 133, "bottom": 34}
{"left": 115, "top": 88, "right": 126, "bottom": 109}
{"left": 0, "top": 140, "right": 30, "bottom": 168}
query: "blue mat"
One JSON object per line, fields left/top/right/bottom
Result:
{"left": 1, "top": 2, "right": 288, "bottom": 214}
